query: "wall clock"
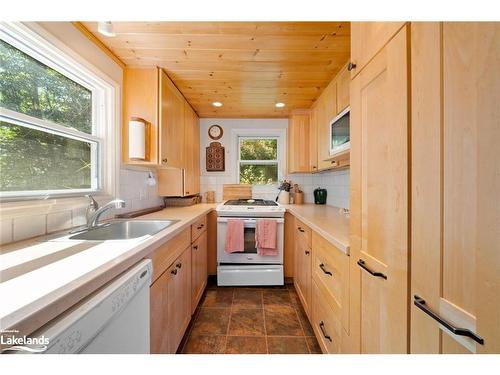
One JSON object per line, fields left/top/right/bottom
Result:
{"left": 208, "top": 124, "right": 223, "bottom": 140}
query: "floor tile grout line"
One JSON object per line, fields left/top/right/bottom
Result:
{"left": 287, "top": 287, "right": 312, "bottom": 353}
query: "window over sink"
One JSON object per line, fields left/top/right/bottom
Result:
{"left": 0, "top": 23, "right": 117, "bottom": 200}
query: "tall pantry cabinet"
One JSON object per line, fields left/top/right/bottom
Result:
{"left": 410, "top": 22, "right": 500, "bottom": 354}
{"left": 349, "top": 24, "right": 410, "bottom": 353}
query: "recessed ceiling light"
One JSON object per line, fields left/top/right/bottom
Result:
{"left": 97, "top": 22, "right": 116, "bottom": 37}
{"left": 212, "top": 101, "right": 223, "bottom": 107}
{"left": 275, "top": 102, "right": 285, "bottom": 108}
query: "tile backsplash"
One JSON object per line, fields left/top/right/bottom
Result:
{"left": 0, "top": 168, "right": 162, "bottom": 245}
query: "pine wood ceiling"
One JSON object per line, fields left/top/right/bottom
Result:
{"left": 81, "top": 22, "right": 351, "bottom": 118}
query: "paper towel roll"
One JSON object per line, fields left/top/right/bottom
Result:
{"left": 129, "top": 118, "right": 146, "bottom": 160}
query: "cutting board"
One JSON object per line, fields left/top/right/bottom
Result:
{"left": 223, "top": 184, "right": 252, "bottom": 200}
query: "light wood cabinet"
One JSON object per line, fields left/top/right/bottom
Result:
{"left": 294, "top": 219, "right": 312, "bottom": 316}
{"left": 308, "top": 107, "right": 318, "bottom": 172}
{"left": 336, "top": 64, "right": 350, "bottom": 114}
{"left": 166, "top": 246, "right": 191, "bottom": 353}
{"left": 410, "top": 22, "right": 500, "bottom": 354}
{"left": 288, "top": 110, "right": 311, "bottom": 173}
{"left": 283, "top": 212, "right": 295, "bottom": 278}
{"left": 159, "top": 69, "right": 185, "bottom": 169}
{"left": 150, "top": 244, "right": 191, "bottom": 354}
{"left": 312, "top": 279, "right": 342, "bottom": 354}
{"left": 350, "top": 25, "right": 409, "bottom": 353}
{"left": 122, "top": 68, "right": 159, "bottom": 166}
{"left": 316, "top": 79, "right": 337, "bottom": 171}
{"left": 191, "top": 230, "right": 207, "bottom": 315}
{"left": 183, "top": 102, "right": 200, "bottom": 196}
{"left": 350, "top": 22, "right": 405, "bottom": 78}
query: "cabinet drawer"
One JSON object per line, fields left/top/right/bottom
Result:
{"left": 191, "top": 215, "right": 207, "bottom": 241}
{"left": 148, "top": 227, "right": 191, "bottom": 282}
{"left": 294, "top": 218, "right": 311, "bottom": 248}
{"left": 312, "top": 279, "right": 342, "bottom": 354}
{"left": 312, "top": 232, "right": 349, "bottom": 330}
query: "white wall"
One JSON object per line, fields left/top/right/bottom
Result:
{"left": 200, "top": 118, "right": 288, "bottom": 202}
{"left": 199, "top": 118, "right": 350, "bottom": 209}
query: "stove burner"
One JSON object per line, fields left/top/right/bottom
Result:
{"left": 224, "top": 199, "right": 278, "bottom": 207}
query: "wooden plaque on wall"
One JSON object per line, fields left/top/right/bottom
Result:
{"left": 206, "top": 142, "right": 225, "bottom": 171}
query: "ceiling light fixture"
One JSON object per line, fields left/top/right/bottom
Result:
{"left": 212, "top": 101, "right": 223, "bottom": 107}
{"left": 275, "top": 102, "right": 285, "bottom": 108}
{"left": 97, "top": 22, "right": 116, "bottom": 37}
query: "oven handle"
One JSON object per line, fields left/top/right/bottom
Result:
{"left": 217, "top": 218, "right": 285, "bottom": 224}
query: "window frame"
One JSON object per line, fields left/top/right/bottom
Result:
{"left": 237, "top": 136, "right": 280, "bottom": 185}
{"left": 0, "top": 22, "right": 117, "bottom": 201}
{"left": 233, "top": 128, "right": 286, "bottom": 186}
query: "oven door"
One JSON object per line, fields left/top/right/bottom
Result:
{"left": 217, "top": 217, "right": 284, "bottom": 264}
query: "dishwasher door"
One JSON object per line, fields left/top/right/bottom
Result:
{"left": 31, "top": 259, "right": 152, "bottom": 354}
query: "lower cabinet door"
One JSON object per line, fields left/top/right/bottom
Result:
{"left": 294, "top": 239, "right": 312, "bottom": 316}
{"left": 191, "top": 231, "right": 207, "bottom": 314}
{"left": 150, "top": 270, "right": 170, "bottom": 354}
{"left": 312, "top": 279, "right": 342, "bottom": 354}
{"left": 167, "top": 246, "right": 192, "bottom": 353}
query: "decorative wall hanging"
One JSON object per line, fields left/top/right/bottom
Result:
{"left": 208, "top": 124, "right": 223, "bottom": 140}
{"left": 206, "top": 141, "right": 225, "bottom": 171}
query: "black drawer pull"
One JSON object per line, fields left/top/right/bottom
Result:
{"left": 305, "top": 250, "right": 310, "bottom": 255}
{"left": 176, "top": 263, "right": 182, "bottom": 269}
{"left": 297, "top": 227, "right": 305, "bottom": 233}
{"left": 414, "top": 295, "right": 484, "bottom": 345}
{"left": 319, "top": 263, "right": 332, "bottom": 276}
{"left": 197, "top": 224, "right": 204, "bottom": 230}
{"left": 357, "top": 259, "right": 387, "bottom": 280}
{"left": 193, "top": 245, "right": 198, "bottom": 250}
{"left": 171, "top": 268, "right": 178, "bottom": 275}
{"left": 319, "top": 321, "right": 332, "bottom": 342}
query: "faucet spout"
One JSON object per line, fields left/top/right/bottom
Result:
{"left": 87, "top": 199, "right": 126, "bottom": 229}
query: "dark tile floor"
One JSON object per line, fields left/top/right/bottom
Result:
{"left": 178, "top": 278, "right": 322, "bottom": 354}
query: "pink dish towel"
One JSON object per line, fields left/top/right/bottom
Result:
{"left": 256, "top": 219, "right": 278, "bottom": 256}
{"left": 225, "top": 219, "right": 245, "bottom": 253}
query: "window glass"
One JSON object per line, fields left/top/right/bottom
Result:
{"left": 239, "top": 163, "right": 278, "bottom": 185}
{"left": 0, "top": 121, "right": 93, "bottom": 191}
{"left": 0, "top": 39, "right": 92, "bottom": 134}
{"left": 239, "top": 138, "right": 277, "bottom": 160}
{"left": 238, "top": 137, "right": 279, "bottom": 185}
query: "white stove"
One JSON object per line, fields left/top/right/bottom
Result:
{"left": 216, "top": 199, "right": 285, "bottom": 286}
{"left": 216, "top": 199, "right": 285, "bottom": 218}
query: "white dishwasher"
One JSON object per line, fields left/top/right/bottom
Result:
{"left": 30, "top": 259, "right": 152, "bottom": 354}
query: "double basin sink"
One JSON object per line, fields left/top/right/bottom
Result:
{"left": 54, "top": 219, "right": 179, "bottom": 241}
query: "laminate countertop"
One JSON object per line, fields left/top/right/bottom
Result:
{"left": 0, "top": 202, "right": 349, "bottom": 338}
{"left": 0, "top": 204, "right": 216, "bottom": 337}
{"left": 283, "top": 204, "right": 350, "bottom": 254}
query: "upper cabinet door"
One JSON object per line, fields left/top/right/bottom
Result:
{"left": 159, "top": 70, "right": 185, "bottom": 169}
{"left": 336, "top": 64, "right": 350, "bottom": 114}
{"left": 350, "top": 26, "right": 409, "bottom": 353}
{"left": 350, "top": 22, "right": 405, "bottom": 78}
{"left": 288, "top": 111, "right": 311, "bottom": 173}
{"left": 183, "top": 102, "right": 200, "bottom": 196}
{"left": 317, "top": 80, "right": 336, "bottom": 169}
{"left": 411, "top": 22, "right": 500, "bottom": 354}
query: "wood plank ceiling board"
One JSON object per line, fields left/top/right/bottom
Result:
{"left": 80, "top": 22, "right": 351, "bottom": 118}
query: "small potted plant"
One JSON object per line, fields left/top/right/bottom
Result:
{"left": 276, "top": 179, "right": 292, "bottom": 204}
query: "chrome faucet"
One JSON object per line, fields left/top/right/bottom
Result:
{"left": 87, "top": 197, "right": 126, "bottom": 229}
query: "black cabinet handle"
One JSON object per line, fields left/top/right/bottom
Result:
{"left": 176, "top": 263, "right": 182, "bottom": 269}
{"left": 414, "top": 295, "right": 484, "bottom": 345}
{"left": 319, "top": 263, "right": 333, "bottom": 276}
{"left": 305, "top": 250, "right": 310, "bottom": 255}
{"left": 193, "top": 245, "right": 198, "bottom": 250}
{"left": 347, "top": 62, "right": 357, "bottom": 71}
{"left": 171, "top": 268, "right": 178, "bottom": 275}
{"left": 197, "top": 224, "right": 204, "bottom": 230}
{"left": 297, "top": 227, "right": 305, "bottom": 233}
{"left": 319, "top": 321, "right": 332, "bottom": 342}
{"left": 357, "top": 259, "right": 387, "bottom": 280}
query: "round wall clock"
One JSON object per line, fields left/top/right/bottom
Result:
{"left": 208, "top": 124, "right": 223, "bottom": 140}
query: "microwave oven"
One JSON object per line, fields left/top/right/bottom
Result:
{"left": 329, "top": 106, "right": 350, "bottom": 156}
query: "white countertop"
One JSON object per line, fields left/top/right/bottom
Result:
{"left": 0, "top": 202, "right": 349, "bottom": 337}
